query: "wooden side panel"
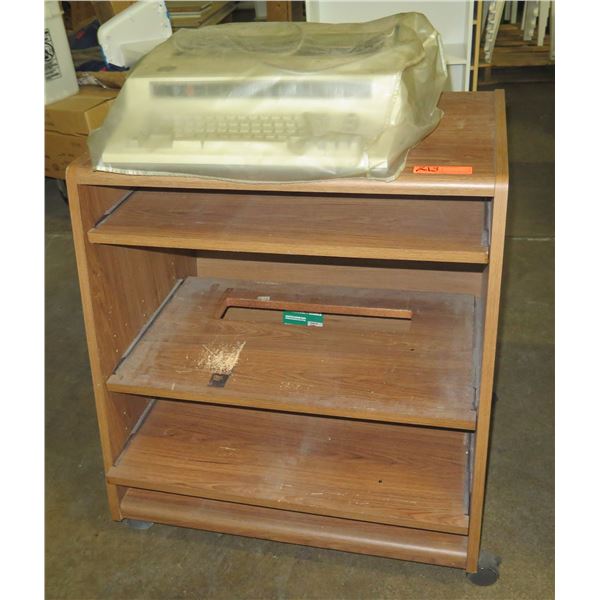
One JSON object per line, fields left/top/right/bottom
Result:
{"left": 471, "top": 1, "right": 484, "bottom": 91}
{"left": 122, "top": 488, "right": 468, "bottom": 569}
{"left": 196, "top": 254, "right": 484, "bottom": 297}
{"left": 466, "top": 90, "right": 509, "bottom": 571}
{"left": 65, "top": 179, "right": 196, "bottom": 517}
{"left": 266, "top": 1, "right": 291, "bottom": 21}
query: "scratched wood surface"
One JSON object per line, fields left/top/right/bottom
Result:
{"left": 69, "top": 92, "right": 497, "bottom": 197}
{"left": 107, "top": 276, "right": 478, "bottom": 429}
{"left": 89, "top": 191, "right": 489, "bottom": 264}
{"left": 195, "top": 253, "right": 485, "bottom": 297}
{"left": 109, "top": 401, "right": 469, "bottom": 534}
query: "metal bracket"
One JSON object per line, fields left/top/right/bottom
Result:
{"left": 112, "top": 278, "right": 185, "bottom": 373}
{"left": 208, "top": 373, "right": 230, "bottom": 388}
{"left": 464, "top": 432, "right": 475, "bottom": 515}
{"left": 93, "top": 189, "right": 136, "bottom": 228}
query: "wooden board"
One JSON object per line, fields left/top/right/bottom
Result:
{"left": 266, "top": 1, "right": 304, "bottom": 21}
{"left": 480, "top": 23, "right": 554, "bottom": 68}
{"left": 465, "top": 89, "right": 509, "bottom": 572}
{"left": 89, "top": 191, "right": 489, "bottom": 264}
{"left": 195, "top": 254, "right": 485, "bottom": 297}
{"left": 66, "top": 182, "right": 196, "bottom": 518}
{"left": 121, "top": 488, "right": 468, "bottom": 568}
{"left": 92, "top": 1, "right": 134, "bottom": 24}
{"left": 107, "top": 277, "right": 478, "bottom": 429}
{"left": 68, "top": 92, "right": 497, "bottom": 197}
{"left": 167, "top": 1, "right": 237, "bottom": 28}
{"left": 109, "top": 401, "right": 469, "bottom": 534}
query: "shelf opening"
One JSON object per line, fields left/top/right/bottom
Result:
{"left": 217, "top": 294, "right": 413, "bottom": 321}
{"left": 218, "top": 291, "right": 413, "bottom": 331}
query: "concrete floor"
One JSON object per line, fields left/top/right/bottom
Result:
{"left": 46, "top": 81, "right": 554, "bottom": 599}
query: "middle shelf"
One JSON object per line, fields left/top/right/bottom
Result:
{"left": 108, "top": 400, "right": 470, "bottom": 534}
{"left": 107, "top": 276, "right": 479, "bottom": 429}
{"left": 88, "top": 190, "right": 490, "bottom": 264}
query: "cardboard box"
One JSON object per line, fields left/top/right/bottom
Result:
{"left": 92, "top": 1, "right": 135, "bottom": 24}
{"left": 45, "top": 86, "right": 118, "bottom": 136}
{"left": 45, "top": 131, "right": 88, "bottom": 180}
{"left": 45, "top": 86, "right": 118, "bottom": 179}
{"left": 66, "top": 1, "right": 97, "bottom": 32}
{"left": 76, "top": 70, "right": 129, "bottom": 89}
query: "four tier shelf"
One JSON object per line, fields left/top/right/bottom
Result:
{"left": 67, "top": 90, "right": 508, "bottom": 579}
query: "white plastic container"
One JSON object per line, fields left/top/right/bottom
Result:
{"left": 98, "top": 0, "right": 172, "bottom": 69}
{"left": 44, "top": 1, "right": 78, "bottom": 105}
{"left": 254, "top": 1, "right": 267, "bottom": 20}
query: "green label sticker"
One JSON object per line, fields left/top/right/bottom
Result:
{"left": 282, "top": 311, "right": 324, "bottom": 327}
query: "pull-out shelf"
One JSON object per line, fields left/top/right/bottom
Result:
{"left": 107, "top": 276, "right": 479, "bottom": 430}
{"left": 89, "top": 190, "right": 490, "bottom": 264}
{"left": 110, "top": 400, "right": 470, "bottom": 534}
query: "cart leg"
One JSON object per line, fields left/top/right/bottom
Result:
{"left": 466, "top": 550, "right": 501, "bottom": 586}
{"left": 123, "top": 519, "right": 154, "bottom": 530}
{"left": 55, "top": 178, "right": 68, "bottom": 203}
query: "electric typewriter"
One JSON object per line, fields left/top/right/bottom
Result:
{"left": 90, "top": 14, "right": 447, "bottom": 181}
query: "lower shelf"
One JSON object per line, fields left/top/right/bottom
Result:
{"left": 121, "top": 488, "right": 468, "bottom": 569}
{"left": 108, "top": 400, "right": 470, "bottom": 534}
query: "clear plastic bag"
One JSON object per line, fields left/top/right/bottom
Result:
{"left": 88, "top": 12, "right": 447, "bottom": 182}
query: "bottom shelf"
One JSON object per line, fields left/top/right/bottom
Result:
{"left": 108, "top": 400, "right": 469, "bottom": 534}
{"left": 121, "top": 488, "right": 468, "bottom": 569}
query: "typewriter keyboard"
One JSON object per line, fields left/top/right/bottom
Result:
{"left": 172, "top": 114, "right": 310, "bottom": 141}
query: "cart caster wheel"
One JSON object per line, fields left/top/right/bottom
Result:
{"left": 123, "top": 519, "right": 154, "bottom": 530}
{"left": 467, "top": 551, "right": 500, "bottom": 586}
{"left": 55, "top": 179, "right": 68, "bottom": 204}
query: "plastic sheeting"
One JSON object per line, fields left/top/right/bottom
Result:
{"left": 89, "top": 12, "right": 447, "bottom": 182}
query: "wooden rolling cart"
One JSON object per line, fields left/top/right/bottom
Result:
{"left": 67, "top": 90, "right": 508, "bottom": 584}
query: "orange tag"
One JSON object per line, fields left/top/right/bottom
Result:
{"left": 413, "top": 165, "right": 473, "bottom": 175}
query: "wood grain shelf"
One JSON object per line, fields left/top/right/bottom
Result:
{"left": 107, "top": 276, "right": 479, "bottom": 430}
{"left": 67, "top": 92, "right": 498, "bottom": 198}
{"left": 120, "top": 488, "right": 468, "bottom": 568}
{"left": 89, "top": 191, "right": 490, "bottom": 264}
{"left": 109, "top": 401, "right": 470, "bottom": 534}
